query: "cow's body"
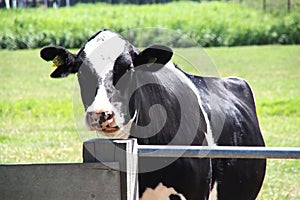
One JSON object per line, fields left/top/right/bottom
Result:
{"left": 191, "top": 75, "right": 266, "bottom": 199}
{"left": 40, "top": 29, "right": 266, "bottom": 200}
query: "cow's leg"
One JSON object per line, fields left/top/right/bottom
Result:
{"left": 213, "top": 158, "right": 266, "bottom": 200}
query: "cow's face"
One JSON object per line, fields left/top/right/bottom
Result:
{"left": 40, "top": 29, "right": 173, "bottom": 138}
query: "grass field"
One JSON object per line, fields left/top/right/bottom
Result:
{"left": 0, "top": 45, "right": 299, "bottom": 199}
{"left": 1, "top": 2, "right": 300, "bottom": 49}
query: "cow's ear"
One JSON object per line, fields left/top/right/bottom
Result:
{"left": 40, "top": 46, "right": 81, "bottom": 78}
{"left": 133, "top": 44, "right": 173, "bottom": 71}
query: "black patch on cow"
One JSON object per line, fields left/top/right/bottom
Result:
{"left": 127, "top": 67, "right": 207, "bottom": 145}
{"left": 113, "top": 52, "right": 133, "bottom": 86}
{"left": 169, "top": 194, "right": 182, "bottom": 200}
{"left": 112, "top": 41, "right": 139, "bottom": 86}
{"left": 77, "top": 58, "right": 100, "bottom": 110}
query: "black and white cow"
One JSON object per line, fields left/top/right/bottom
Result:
{"left": 40, "top": 29, "right": 266, "bottom": 200}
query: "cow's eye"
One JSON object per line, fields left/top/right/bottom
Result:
{"left": 113, "top": 53, "right": 132, "bottom": 86}
{"left": 127, "top": 64, "right": 134, "bottom": 72}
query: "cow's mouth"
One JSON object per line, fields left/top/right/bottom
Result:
{"left": 101, "top": 126, "right": 120, "bottom": 134}
{"left": 86, "top": 110, "right": 123, "bottom": 137}
{"left": 86, "top": 111, "right": 113, "bottom": 128}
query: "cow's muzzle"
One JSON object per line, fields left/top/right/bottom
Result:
{"left": 86, "top": 110, "right": 120, "bottom": 134}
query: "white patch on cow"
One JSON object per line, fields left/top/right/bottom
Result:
{"left": 84, "top": 30, "right": 119, "bottom": 55}
{"left": 140, "top": 182, "right": 187, "bottom": 200}
{"left": 165, "top": 62, "right": 216, "bottom": 147}
{"left": 208, "top": 181, "right": 218, "bottom": 200}
{"left": 83, "top": 30, "right": 126, "bottom": 76}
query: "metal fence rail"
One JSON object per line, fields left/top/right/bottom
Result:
{"left": 138, "top": 145, "right": 300, "bottom": 159}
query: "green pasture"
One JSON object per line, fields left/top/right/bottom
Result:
{"left": 0, "top": 45, "right": 299, "bottom": 199}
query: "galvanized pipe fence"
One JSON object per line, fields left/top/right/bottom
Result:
{"left": 138, "top": 145, "right": 300, "bottom": 159}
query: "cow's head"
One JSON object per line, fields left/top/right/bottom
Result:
{"left": 40, "top": 29, "right": 173, "bottom": 138}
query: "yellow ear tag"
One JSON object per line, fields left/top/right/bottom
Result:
{"left": 148, "top": 57, "right": 157, "bottom": 64}
{"left": 52, "top": 55, "right": 64, "bottom": 68}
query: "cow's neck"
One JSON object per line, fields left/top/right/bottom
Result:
{"left": 129, "top": 62, "right": 208, "bottom": 146}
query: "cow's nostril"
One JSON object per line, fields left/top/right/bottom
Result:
{"left": 99, "top": 112, "right": 106, "bottom": 124}
{"left": 98, "top": 111, "right": 115, "bottom": 124}
{"left": 106, "top": 111, "right": 114, "bottom": 120}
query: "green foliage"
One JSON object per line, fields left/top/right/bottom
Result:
{"left": 230, "top": 0, "right": 300, "bottom": 15}
{"left": 0, "top": 2, "right": 300, "bottom": 49}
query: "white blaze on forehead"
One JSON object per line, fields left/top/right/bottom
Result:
{"left": 86, "top": 67, "right": 125, "bottom": 126}
{"left": 84, "top": 30, "right": 127, "bottom": 75}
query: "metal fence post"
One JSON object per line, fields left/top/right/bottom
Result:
{"left": 83, "top": 139, "right": 139, "bottom": 200}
